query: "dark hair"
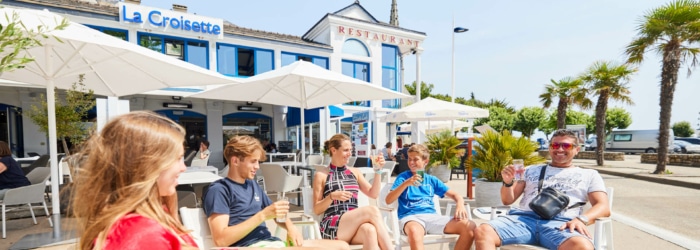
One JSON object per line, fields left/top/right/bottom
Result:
{"left": 0, "top": 141, "right": 11, "bottom": 157}
{"left": 385, "top": 142, "right": 392, "bottom": 148}
{"left": 200, "top": 140, "right": 210, "bottom": 148}
{"left": 324, "top": 134, "right": 350, "bottom": 155}
{"left": 552, "top": 129, "right": 580, "bottom": 145}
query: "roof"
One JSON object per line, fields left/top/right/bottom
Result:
{"left": 11, "top": 0, "right": 332, "bottom": 49}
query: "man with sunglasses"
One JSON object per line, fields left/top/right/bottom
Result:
{"left": 473, "top": 129, "right": 610, "bottom": 250}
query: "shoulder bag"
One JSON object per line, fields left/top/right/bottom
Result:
{"left": 528, "top": 165, "right": 585, "bottom": 219}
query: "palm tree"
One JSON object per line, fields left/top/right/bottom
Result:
{"left": 625, "top": 0, "right": 700, "bottom": 174}
{"left": 539, "top": 77, "right": 592, "bottom": 129}
{"left": 580, "top": 61, "right": 636, "bottom": 166}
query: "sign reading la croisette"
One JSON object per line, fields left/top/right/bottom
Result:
{"left": 118, "top": 2, "right": 224, "bottom": 39}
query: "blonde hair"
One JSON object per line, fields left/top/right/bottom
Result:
{"left": 408, "top": 144, "right": 430, "bottom": 160}
{"left": 71, "top": 111, "right": 192, "bottom": 249}
{"left": 224, "top": 135, "right": 265, "bottom": 164}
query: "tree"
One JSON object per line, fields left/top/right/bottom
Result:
{"left": 625, "top": 0, "right": 700, "bottom": 174}
{"left": 539, "top": 77, "right": 593, "bottom": 129}
{"left": 514, "top": 106, "right": 547, "bottom": 138}
{"left": 0, "top": 10, "right": 68, "bottom": 72}
{"left": 604, "top": 107, "right": 633, "bottom": 135}
{"left": 672, "top": 121, "right": 694, "bottom": 137}
{"left": 541, "top": 109, "right": 592, "bottom": 139}
{"left": 404, "top": 81, "right": 434, "bottom": 101}
{"left": 27, "top": 75, "right": 95, "bottom": 155}
{"left": 474, "top": 106, "right": 516, "bottom": 133}
{"left": 581, "top": 61, "right": 636, "bottom": 166}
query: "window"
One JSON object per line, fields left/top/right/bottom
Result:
{"left": 138, "top": 33, "right": 208, "bottom": 69}
{"left": 613, "top": 134, "right": 632, "bottom": 142}
{"left": 342, "top": 60, "right": 370, "bottom": 107}
{"left": 381, "top": 45, "right": 400, "bottom": 108}
{"left": 86, "top": 25, "right": 128, "bottom": 41}
{"left": 217, "top": 44, "right": 274, "bottom": 77}
{"left": 342, "top": 39, "right": 369, "bottom": 57}
{"left": 281, "top": 52, "right": 329, "bottom": 69}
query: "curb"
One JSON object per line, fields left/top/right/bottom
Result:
{"left": 586, "top": 167, "right": 700, "bottom": 190}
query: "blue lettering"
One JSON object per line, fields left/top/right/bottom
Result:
{"left": 192, "top": 22, "right": 200, "bottom": 32}
{"left": 148, "top": 10, "right": 162, "bottom": 26}
{"left": 170, "top": 18, "right": 180, "bottom": 29}
{"left": 162, "top": 16, "right": 170, "bottom": 27}
{"left": 121, "top": 5, "right": 142, "bottom": 23}
{"left": 212, "top": 25, "right": 220, "bottom": 35}
{"left": 184, "top": 20, "right": 191, "bottom": 31}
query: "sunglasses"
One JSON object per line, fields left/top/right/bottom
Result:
{"left": 550, "top": 142, "right": 576, "bottom": 150}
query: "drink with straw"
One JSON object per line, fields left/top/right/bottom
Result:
{"left": 512, "top": 159, "right": 525, "bottom": 180}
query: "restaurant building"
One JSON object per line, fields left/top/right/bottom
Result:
{"left": 0, "top": 0, "right": 426, "bottom": 167}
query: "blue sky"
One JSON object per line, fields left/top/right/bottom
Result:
{"left": 142, "top": 0, "right": 700, "bottom": 132}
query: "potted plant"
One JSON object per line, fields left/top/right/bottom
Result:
{"left": 467, "top": 130, "right": 546, "bottom": 207}
{"left": 425, "top": 130, "right": 465, "bottom": 183}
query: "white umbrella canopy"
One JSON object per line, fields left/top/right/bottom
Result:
{"left": 190, "top": 60, "right": 412, "bottom": 163}
{"left": 381, "top": 97, "right": 489, "bottom": 122}
{"left": 398, "top": 120, "right": 472, "bottom": 133}
{"left": 0, "top": 7, "right": 237, "bottom": 217}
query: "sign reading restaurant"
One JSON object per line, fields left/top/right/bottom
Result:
{"left": 336, "top": 25, "right": 420, "bottom": 48}
{"left": 118, "top": 2, "right": 224, "bottom": 39}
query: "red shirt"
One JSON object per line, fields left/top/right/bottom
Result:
{"left": 101, "top": 213, "right": 198, "bottom": 249}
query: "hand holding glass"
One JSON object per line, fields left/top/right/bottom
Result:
{"left": 512, "top": 159, "right": 525, "bottom": 181}
{"left": 371, "top": 154, "right": 384, "bottom": 171}
{"left": 275, "top": 196, "right": 289, "bottom": 223}
{"left": 414, "top": 169, "right": 425, "bottom": 186}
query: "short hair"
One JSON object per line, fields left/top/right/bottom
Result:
{"left": 407, "top": 144, "right": 430, "bottom": 160}
{"left": 385, "top": 142, "right": 392, "bottom": 148}
{"left": 200, "top": 140, "right": 210, "bottom": 148}
{"left": 0, "top": 141, "right": 11, "bottom": 157}
{"left": 552, "top": 129, "right": 580, "bottom": 145}
{"left": 324, "top": 134, "right": 350, "bottom": 156}
{"left": 224, "top": 135, "right": 265, "bottom": 164}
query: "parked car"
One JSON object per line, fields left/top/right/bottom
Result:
{"left": 584, "top": 137, "right": 597, "bottom": 151}
{"left": 673, "top": 140, "right": 700, "bottom": 154}
{"left": 675, "top": 137, "right": 700, "bottom": 145}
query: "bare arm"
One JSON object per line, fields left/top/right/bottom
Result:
{"left": 385, "top": 174, "right": 419, "bottom": 204}
{"left": 208, "top": 200, "right": 285, "bottom": 247}
{"left": 581, "top": 191, "right": 610, "bottom": 223}
{"left": 312, "top": 171, "right": 333, "bottom": 215}
{"left": 500, "top": 165, "right": 525, "bottom": 205}
{"left": 0, "top": 162, "right": 7, "bottom": 174}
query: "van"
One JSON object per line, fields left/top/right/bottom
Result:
{"left": 605, "top": 129, "right": 674, "bottom": 154}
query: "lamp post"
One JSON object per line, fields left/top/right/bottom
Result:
{"left": 451, "top": 20, "right": 468, "bottom": 130}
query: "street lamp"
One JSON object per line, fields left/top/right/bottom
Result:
{"left": 451, "top": 20, "right": 468, "bottom": 132}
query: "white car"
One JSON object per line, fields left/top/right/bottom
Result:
{"left": 674, "top": 140, "right": 700, "bottom": 154}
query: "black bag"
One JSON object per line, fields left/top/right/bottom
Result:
{"left": 528, "top": 165, "right": 584, "bottom": 219}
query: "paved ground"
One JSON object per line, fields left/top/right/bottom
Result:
{"left": 4, "top": 154, "right": 700, "bottom": 249}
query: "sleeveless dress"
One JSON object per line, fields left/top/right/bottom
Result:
{"left": 319, "top": 164, "right": 360, "bottom": 239}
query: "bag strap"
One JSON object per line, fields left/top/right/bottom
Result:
{"left": 537, "top": 164, "right": 547, "bottom": 193}
{"left": 538, "top": 164, "right": 586, "bottom": 209}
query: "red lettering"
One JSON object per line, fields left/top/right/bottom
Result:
{"left": 373, "top": 34, "right": 379, "bottom": 40}
{"left": 381, "top": 34, "right": 387, "bottom": 41}
{"left": 348, "top": 28, "right": 354, "bottom": 35}
{"left": 356, "top": 29, "right": 362, "bottom": 36}
{"left": 338, "top": 26, "right": 345, "bottom": 34}
{"left": 399, "top": 38, "right": 405, "bottom": 45}
{"left": 390, "top": 36, "right": 396, "bottom": 43}
{"left": 364, "top": 31, "right": 370, "bottom": 38}
{"left": 407, "top": 40, "right": 413, "bottom": 46}
{"left": 414, "top": 41, "right": 420, "bottom": 48}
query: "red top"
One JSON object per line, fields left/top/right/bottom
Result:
{"left": 101, "top": 213, "right": 198, "bottom": 250}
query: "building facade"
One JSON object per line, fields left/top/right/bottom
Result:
{"left": 0, "top": 0, "right": 425, "bottom": 167}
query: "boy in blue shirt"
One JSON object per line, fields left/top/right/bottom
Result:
{"left": 385, "top": 144, "right": 475, "bottom": 250}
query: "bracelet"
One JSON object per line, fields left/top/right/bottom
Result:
{"left": 502, "top": 179, "right": 515, "bottom": 187}
{"left": 375, "top": 169, "right": 383, "bottom": 174}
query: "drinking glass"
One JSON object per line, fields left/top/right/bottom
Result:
{"left": 371, "top": 154, "right": 383, "bottom": 171}
{"left": 275, "top": 196, "right": 288, "bottom": 223}
{"left": 414, "top": 169, "right": 424, "bottom": 186}
{"left": 512, "top": 159, "right": 525, "bottom": 180}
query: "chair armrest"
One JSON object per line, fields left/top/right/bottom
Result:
{"left": 377, "top": 206, "right": 395, "bottom": 212}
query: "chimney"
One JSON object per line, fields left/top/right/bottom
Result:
{"left": 124, "top": 0, "right": 140, "bottom": 4}
{"left": 172, "top": 4, "right": 187, "bottom": 13}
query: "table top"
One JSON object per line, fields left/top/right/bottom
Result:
{"left": 185, "top": 165, "right": 218, "bottom": 174}
{"left": 178, "top": 171, "right": 222, "bottom": 185}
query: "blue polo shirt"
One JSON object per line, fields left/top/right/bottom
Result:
{"left": 391, "top": 170, "right": 449, "bottom": 219}
{"left": 203, "top": 178, "right": 274, "bottom": 247}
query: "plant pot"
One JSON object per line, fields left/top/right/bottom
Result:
{"left": 475, "top": 180, "right": 504, "bottom": 207}
{"left": 429, "top": 164, "right": 451, "bottom": 183}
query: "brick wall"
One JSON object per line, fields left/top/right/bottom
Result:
{"left": 537, "top": 151, "right": 625, "bottom": 161}
{"left": 641, "top": 153, "right": 700, "bottom": 167}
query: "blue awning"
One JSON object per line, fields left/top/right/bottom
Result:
{"left": 287, "top": 106, "right": 344, "bottom": 127}
{"left": 329, "top": 105, "right": 344, "bottom": 117}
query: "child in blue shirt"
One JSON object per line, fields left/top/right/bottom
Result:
{"left": 385, "top": 144, "right": 475, "bottom": 250}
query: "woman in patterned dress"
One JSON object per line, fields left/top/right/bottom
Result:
{"left": 312, "top": 134, "right": 394, "bottom": 250}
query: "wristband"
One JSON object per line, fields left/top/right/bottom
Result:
{"left": 375, "top": 169, "right": 383, "bottom": 174}
{"left": 502, "top": 179, "right": 515, "bottom": 187}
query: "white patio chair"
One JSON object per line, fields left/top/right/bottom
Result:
{"left": 306, "top": 155, "right": 324, "bottom": 166}
{"left": 179, "top": 207, "right": 214, "bottom": 250}
{"left": 380, "top": 161, "right": 396, "bottom": 184}
{"left": 378, "top": 185, "right": 462, "bottom": 250}
{"left": 477, "top": 187, "right": 614, "bottom": 250}
{"left": 177, "top": 191, "right": 198, "bottom": 208}
{"left": 259, "top": 163, "right": 303, "bottom": 200}
{"left": 1, "top": 167, "right": 53, "bottom": 238}
{"left": 218, "top": 165, "right": 229, "bottom": 178}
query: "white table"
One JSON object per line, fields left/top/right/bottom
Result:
{"left": 178, "top": 172, "right": 222, "bottom": 185}
{"left": 267, "top": 152, "right": 296, "bottom": 162}
{"left": 185, "top": 165, "right": 218, "bottom": 175}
